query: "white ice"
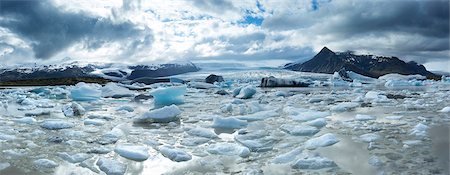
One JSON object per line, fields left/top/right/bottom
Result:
{"left": 292, "top": 154, "right": 337, "bottom": 169}
{"left": 306, "top": 118, "right": 327, "bottom": 128}
{"left": 410, "top": 123, "right": 428, "bottom": 137}
{"left": 207, "top": 143, "right": 250, "bottom": 158}
{"left": 186, "top": 127, "right": 218, "bottom": 139}
{"left": 279, "top": 124, "right": 319, "bottom": 136}
{"left": 359, "top": 133, "right": 382, "bottom": 143}
{"left": 236, "top": 85, "right": 257, "bottom": 99}
{"left": 134, "top": 105, "right": 181, "bottom": 123}
{"left": 101, "top": 83, "right": 134, "bottom": 98}
{"left": 439, "top": 106, "right": 450, "bottom": 113}
{"left": 235, "top": 109, "right": 280, "bottom": 121}
{"left": 211, "top": 116, "right": 248, "bottom": 129}
{"left": 304, "top": 133, "right": 339, "bottom": 150}
{"left": 33, "top": 159, "right": 59, "bottom": 169}
{"left": 114, "top": 145, "right": 150, "bottom": 161}
{"left": 40, "top": 120, "right": 75, "bottom": 130}
{"left": 158, "top": 146, "right": 192, "bottom": 162}
{"left": 354, "top": 114, "right": 376, "bottom": 121}
{"left": 62, "top": 102, "right": 86, "bottom": 117}
{"left": 96, "top": 157, "right": 127, "bottom": 175}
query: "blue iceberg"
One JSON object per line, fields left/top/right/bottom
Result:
{"left": 150, "top": 86, "right": 186, "bottom": 106}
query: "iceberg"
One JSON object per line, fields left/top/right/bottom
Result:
{"left": 304, "top": 133, "right": 339, "bottom": 150}
{"left": 439, "top": 106, "right": 450, "bottom": 113}
{"left": 114, "top": 145, "right": 150, "bottom": 161}
{"left": 101, "top": 83, "right": 134, "bottom": 98}
{"left": 359, "top": 133, "right": 382, "bottom": 143}
{"left": 96, "top": 158, "right": 127, "bottom": 175}
{"left": 158, "top": 146, "right": 192, "bottom": 162}
{"left": 134, "top": 105, "right": 182, "bottom": 123}
{"left": 280, "top": 124, "right": 319, "bottom": 136}
{"left": 211, "top": 116, "right": 248, "bottom": 129}
{"left": 40, "top": 120, "right": 75, "bottom": 130}
{"left": 33, "top": 159, "right": 59, "bottom": 169}
{"left": 62, "top": 102, "right": 86, "bottom": 117}
{"left": 70, "top": 82, "right": 102, "bottom": 101}
{"left": 410, "top": 123, "right": 428, "bottom": 137}
{"left": 207, "top": 143, "right": 250, "bottom": 158}
{"left": 57, "top": 152, "right": 92, "bottom": 163}
{"left": 292, "top": 155, "right": 337, "bottom": 169}
{"left": 236, "top": 85, "right": 257, "bottom": 99}
{"left": 306, "top": 118, "right": 327, "bottom": 128}
{"left": 354, "top": 114, "right": 376, "bottom": 121}
{"left": 186, "top": 127, "right": 218, "bottom": 139}
{"left": 150, "top": 86, "right": 186, "bottom": 106}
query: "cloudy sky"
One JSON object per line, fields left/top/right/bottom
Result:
{"left": 0, "top": 0, "right": 449, "bottom": 71}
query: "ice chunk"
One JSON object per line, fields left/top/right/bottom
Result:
{"left": 187, "top": 82, "right": 218, "bottom": 89}
{"left": 354, "top": 114, "right": 376, "bottom": 121}
{"left": 207, "top": 143, "right": 250, "bottom": 158}
{"left": 292, "top": 155, "right": 337, "bottom": 169}
{"left": 379, "top": 73, "right": 426, "bottom": 81}
{"left": 439, "top": 106, "right": 450, "bottom": 113}
{"left": 150, "top": 86, "right": 186, "bottom": 106}
{"left": 186, "top": 127, "right": 218, "bottom": 139}
{"left": 13, "top": 117, "right": 36, "bottom": 124}
{"left": 180, "top": 137, "right": 210, "bottom": 146}
{"left": 272, "top": 148, "right": 302, "bottom": 164}
{"left": 114, "top": 145, "right": 149, "bottom": 161}
{"left": 84, "top": 119, "right": 105, "bottom": 126}
{"left": 57, "top": 152, "right": 92, "bottom": 163}
{"left": 0, "top": 162, "right": 10, "bottom": 171}
{"left": 70, "top": 82, "right": 102, "bottom": 101}
{"left": 134, "top": 105, "right": 181, "bottom": 123}
{"left": 96, "top": 157, "right": 127, "bottom": 175}
{"left": 410, "top": 123, "right": 428, "bottom": 137}
{"left": 284, "top": 107, "right": 329, "bottom": 121}
{"left": 275, "top": 91, "right": 288, "bottom": 97}
{"left": 236, "top": 85, "right": 257, "bottom": 99}
{"left": 116, "top": 106, "right": 134, "bottom": 112}
{"left": 306, "top": 118, "right": 327, "bottom": 128}
{"left": 385, "top": 115, "right": 403, "bottom": 120}
{"left": 40, "top": 120, "right": 75, "bottom": 130}
{"left": 232, "top": 87, "right": 242, "bottom": 97}
{"left": 62, "top": 102, "right": 86, "bottom": 117}
{"left": 0, "top": 133, "right": 16, "bottom": 141}
{"left": 359, "top": 133, "right": 382, "bottom": 143}
{"left": 280, "top": 124, "right": 319, "bottom": 136}
{"left": 212, "top": 116, "right": 248, "bottom": 129}
{"left": 304, "top": 133, "right": 339, "bottom": 150}
{"left": 33, "top": 159, "right": 59, "bottom": 169}
{"left": 330, "top": 102, "right": 359, "bottom": 112}
{"left": 158, "top": 146, "right": 192, "bottom": 162}
{"left": 235, "top": 109, "right": 279, "bottom": 121}
{"left": 368, "top": 156, "right": 384, "bottom": 167}
{"left": 101, "top": 83, "right": 134, "bottom": 98}
{"left": 235, "top": 131, "right": 278, "bottom": 152}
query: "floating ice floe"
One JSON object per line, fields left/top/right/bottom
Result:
{"left": 84, "top": 119, "right": 105, "bottom": 126}
{"left": 62, "top": 102, "right": 86, "bottom": 117}
{"left": 235, "top": 85, "right": 257, "bottom": 99}
{"left": 40, "top": 120, "right": 75, "bottom": 130}
{"left": 235, "top": 130, "right": 278, "bottom": 152}
{"left": 354, "top": 114, "right": 376, "bottom": 121}
{"left": 158, "top": 146, "right": 192, "bottom": 162}
{"left": 235, "top": 109, "right": 280, "bottom": 121}
{"left": 114, "top": 145, "right": 150, "bottom": 161}
{"left": 304, "top": 133, "right": 339, "bottom": 150}
{"left": 275, "top": 91, "right": 288, "bottom": 97}
{"left": 33, "top": 159, "right": 59, "bottom": 169}
{"left": 186, "top": 127, "right": 218, "bottom": 139}
{"left": 359, "top": 133, "right": 382, "bottom": 143}
{"left": 13, "top": 117, "right": 36, "bottom": 124}
{"left": 180, "top": 137, "right": 210, "bottom": 146}
{"left": 187, "top": 82, "right": 218, "bottom": 89}
{"left": 116, "top": 106, "right": 134, "bottom": 112}
{"left": 410, "top": 123, "right": 428, "bottom": 137}
{"left": 70, "top": 82, "right": 102, "bottom": 101}
{"left": 207, "top": 143, "right": 250, "bottom": 158}
{"left": 97, "top": 127, "right": 124, "bottom": 145}
{"left": 96, "top": 157, "right": 127, "bottom": 175}
{"left": 330, "top": 102, "right": 359, "bottom": 112}
{"left": 284, "top": 107, "right": 329, "bottom": 122}
{"left": 0, "top": 162, "right": 10, "bottom": 171}
{"left": 379, "top": 74, "right": 426, "bottom": 87}
{"left": 439, "top": 106, "right": 450, "bottom": 113}
{"left": 211, "top": 116, "right": 248, "bottom": 129}
{"left": 134, "top": 105, "right": 181, "bottom": 123}
{"left": 292, "top": 154, "right": 337, "bottom": 169}
{"left": 272, "top": 148, "right": 303, "bottom": 164}
{"left": 0, "top": 133, "right": 16, "bottom": 141}
{"left": 280, "top": 124, "right": 319, "bottom": 136}
{"left": 150, "top": 86, "right": 186, "bottom": 106}
{"left": 101, "top": 83, "right": 134, "bottom": 98}
{"left": 306, "top": 118, "right": 327, "bottom": 128}
{"left": 57, "top": 152, "right": 92, "bottom": 163}
{"left": 385, "top": 115, "right": 403, "bottom": 120}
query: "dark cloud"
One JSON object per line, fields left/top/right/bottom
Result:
{"left": 0, "top": 0, "right": 152, "bottom": 59}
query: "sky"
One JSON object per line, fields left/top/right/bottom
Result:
{"left": 0, "top": 0, "right": 449, "bottom": 71}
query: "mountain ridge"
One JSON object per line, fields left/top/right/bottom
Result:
{"left": 284, "top": 47, "right": 440, "bottom": 79}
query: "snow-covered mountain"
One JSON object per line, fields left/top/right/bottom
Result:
{"left": 285, "top": 47, "right": 440, "bottom": 79}
{"left": 0, "top": 61, "right": 200, "bottom": 84}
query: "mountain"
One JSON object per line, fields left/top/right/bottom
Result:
{"left": 0, "top": 62, "right": 200, "bottom": 85}
{"left": 284, "top": 47, "right": 440, "bottom": 79}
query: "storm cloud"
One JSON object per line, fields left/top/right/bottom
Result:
{"left": 0, "top": 0, "right": 152, "bottom": 59}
